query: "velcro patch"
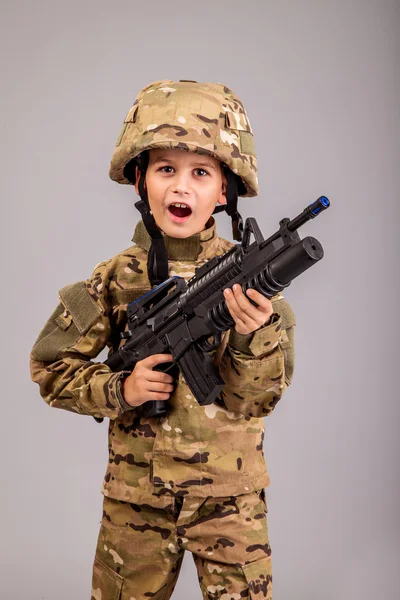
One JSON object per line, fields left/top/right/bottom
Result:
{"left": 239, "top": 130, "right": 256, "bottom": 156}
{"left": 59, "top": 281, "right": 102, "bottom": 335}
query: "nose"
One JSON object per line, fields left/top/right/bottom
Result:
{"left": 171, "top": 171, "right": 191, "bottom": 195}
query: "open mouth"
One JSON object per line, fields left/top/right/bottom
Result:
{"left": 168, "top": 203, "right": 192, "bottom": 218}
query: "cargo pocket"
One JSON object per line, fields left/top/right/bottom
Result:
{"left": 242, "top": 556, "right": 272, "bottom": 600}
{"left": 91, "top": 556, "right": 123, "bottom": 600}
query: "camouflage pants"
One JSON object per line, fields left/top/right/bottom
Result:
{"left": 91, "top": 490, "right": 272, "bottom": 600}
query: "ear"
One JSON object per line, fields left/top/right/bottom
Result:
{"left": 217, "top": 174, "right": 227, "bottom": 205}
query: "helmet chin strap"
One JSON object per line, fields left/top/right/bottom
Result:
{"left": 134, "top": 158, "right": 243, "bottom": 288}
{"left": 135, "top": 170, "right": 169, "bottom": 288}
{"left": 213, "top": 168, "right": 243, "bottom": 242}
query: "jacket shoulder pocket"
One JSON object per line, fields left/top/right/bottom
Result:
{"left": 31, "top": 281, "right": 103, "bottom": 362}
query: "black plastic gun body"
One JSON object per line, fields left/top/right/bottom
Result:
{"left": 104, "top": 197, "right": 330, "bottom": 419}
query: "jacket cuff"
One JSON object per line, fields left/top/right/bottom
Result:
{"left": 115, "top": 372, "right": 135, "bottom": 412}
{"left": 228, "top": 313, "right": 282, "bottom": 358}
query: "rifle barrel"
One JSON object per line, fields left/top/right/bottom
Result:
{"left": 287, "top": 196, "right": 330, "bottom": 232}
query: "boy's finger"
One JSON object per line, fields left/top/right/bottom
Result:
{"left": 224, "top": 288, "right": 251, "bottom": 320}
{"left": 147, "top": 371, "right": 174, "bottom": 384}
{"left": 225, "top": 291, "right": 259, "bottom": 328}
{"left": 145, "top": 354, "right": 174, "bottom": 367}
{"left": 223, "top": 288, "right": 242, "bottom": 315}
{"left": 230, "top": 286, "right": 268, "bottom": 322}
{"left": 225, "top": 304, "right": 245, "bottom": 326}
{"left": 245, "top": 288, "right": 272, "bottom": 310}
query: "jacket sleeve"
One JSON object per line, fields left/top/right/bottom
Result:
{"left": 29, "top": 262, "right": 133, "bottom": 420}
{"left": 216, "top": 293, "right": 296, "bottom": 418}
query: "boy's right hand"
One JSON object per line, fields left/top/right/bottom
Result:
{"left": 121, "top": 354, "right": 175, "bottom": 408}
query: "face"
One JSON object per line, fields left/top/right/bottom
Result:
{"left": 135, "top": 149, "right": 227, "bottom": 238}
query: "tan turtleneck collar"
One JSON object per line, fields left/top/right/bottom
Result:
{"left": 132, "top": 217, "right": 220, "bottom": 261}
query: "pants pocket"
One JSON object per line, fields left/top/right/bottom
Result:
{"left": 91, "top": 556, "right": 123, "bottom": 600}
{"left": 242, "top": 556, "right": 272, "bottom": 600}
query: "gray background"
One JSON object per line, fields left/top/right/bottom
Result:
{"left": 1, "top": 0, "right": 399, "bottom": 598}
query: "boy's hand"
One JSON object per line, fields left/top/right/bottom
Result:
{"left": 122, "top": 354, "right": 175, "bottom": 408}
{"left": 223, "top": 285, "right": 273, "bottom": 335}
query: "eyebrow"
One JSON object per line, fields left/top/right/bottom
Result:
{"left": 150, "top": 157, "right": 217, "bottom": 171}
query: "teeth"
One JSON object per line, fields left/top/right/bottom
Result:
{"left": 169, "top": 203, "right": 190, "bottom": 208}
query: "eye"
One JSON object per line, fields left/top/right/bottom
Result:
{"left": 158, "top": 165, "right": 174, "bottom": 173}
{"left": 194, "top": 168, "right": 209, "bottom": 177}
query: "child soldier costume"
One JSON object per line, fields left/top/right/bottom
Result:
{"left": 30, "top": 81, "right": 296, "bottom": 600}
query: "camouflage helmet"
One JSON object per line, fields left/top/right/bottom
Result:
{"left": 109, "top": 79, "right": 258, "bottom": 197}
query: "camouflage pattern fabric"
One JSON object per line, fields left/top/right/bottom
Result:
{"left": 109, "top": 79, "right": 259, "bottom": 197}
{"left": 91, "top": 489, "right": 272, "bottom": 600}
{"left": 30, "top": 217, "right": 295, "bottom": 505}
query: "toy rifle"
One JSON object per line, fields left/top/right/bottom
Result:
{"left": 99, "top": 196, "right": 330, "bottom": 420}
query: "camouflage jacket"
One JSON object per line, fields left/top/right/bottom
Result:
{"left": 30, "top": 218, "right": 296, "bottom": 507}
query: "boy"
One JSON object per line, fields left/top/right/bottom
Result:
{"left": 30, "top": 80, "right": 296, "bottom": 600}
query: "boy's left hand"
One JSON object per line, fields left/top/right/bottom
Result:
{"left": 223, "top": 284, "right": 274, "bottom": 335}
